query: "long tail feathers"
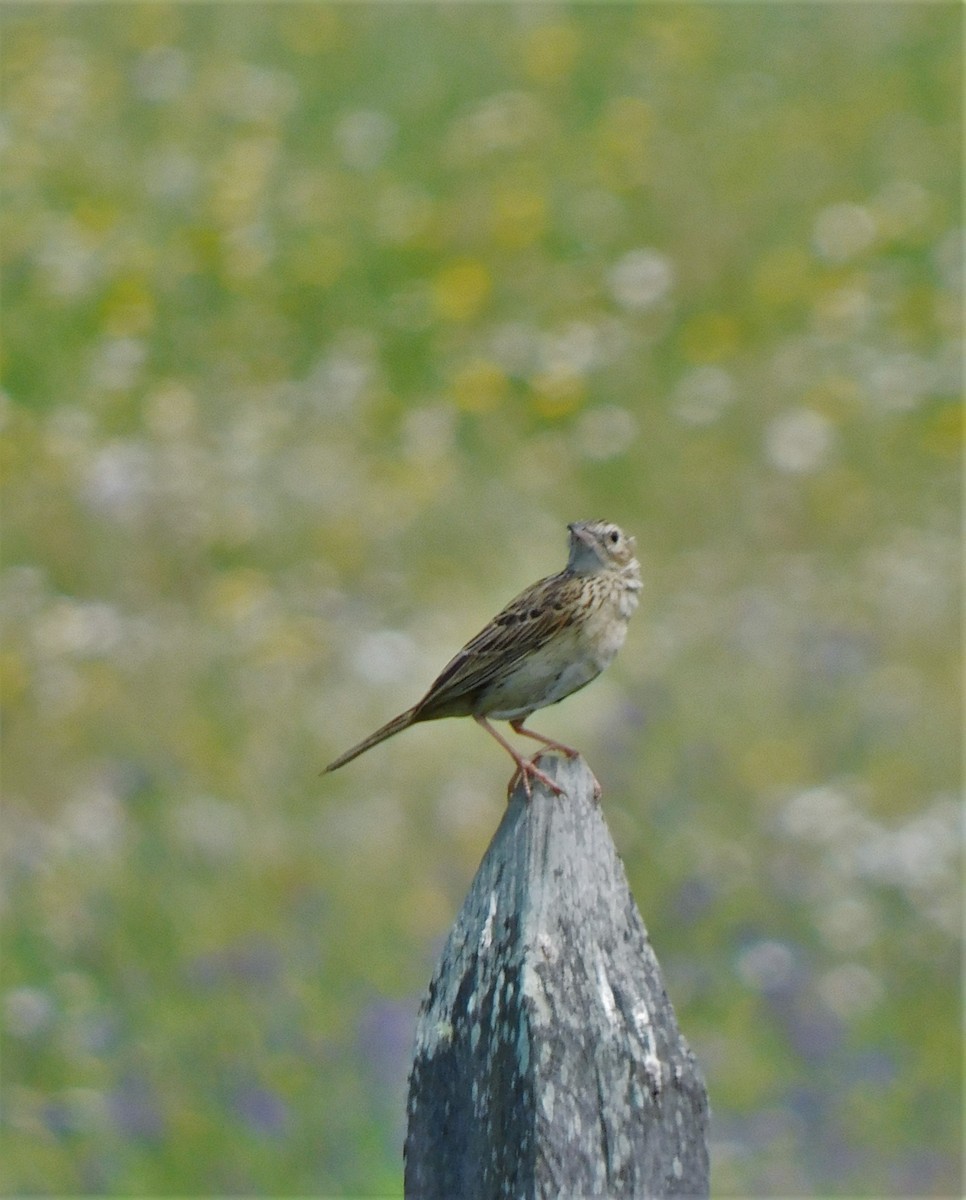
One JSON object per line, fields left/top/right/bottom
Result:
{"left": 322, "top": 707, "right": 418, "bottom": 774}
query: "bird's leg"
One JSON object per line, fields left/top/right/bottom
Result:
{"left": 474, "top": 716, "right": 565, "bottom": 799}
{"left": 509, "top": 719, "right": 580, "bottom": 758}
{"left": 510, "top": 719, "right": 602, "bottom": 801}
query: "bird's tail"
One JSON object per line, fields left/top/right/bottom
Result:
{"left": 322, "top": 706, "right": 418, "bottom": 774}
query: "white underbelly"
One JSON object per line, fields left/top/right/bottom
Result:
{"left": 481, "top": 616, "right": 629, "bottom": 721}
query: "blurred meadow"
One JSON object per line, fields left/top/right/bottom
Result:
{"left": 1, "top": 3, "right": 962, "bottom": 1196}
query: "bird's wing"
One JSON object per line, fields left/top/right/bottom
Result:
{"left": 414, "top": 572, "right": 580, "bottom": 719}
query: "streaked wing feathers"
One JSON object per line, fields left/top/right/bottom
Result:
{"left": 414, "top": 572, "right": 579, "bottom": 719}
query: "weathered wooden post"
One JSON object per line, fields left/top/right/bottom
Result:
{"left": 404, "top": 753, "right": 709, "bottom": 1199}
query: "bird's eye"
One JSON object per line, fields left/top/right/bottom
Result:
{"left": 609, "top": 530, "right": 620, "bottom": 544}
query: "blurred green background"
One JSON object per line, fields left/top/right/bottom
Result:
{"left": 1, "top": 3, "right": 961, "bottom": 1196}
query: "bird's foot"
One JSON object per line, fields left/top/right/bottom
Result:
{"left": 507, "top": 755, "right": 566, "bottom": 801}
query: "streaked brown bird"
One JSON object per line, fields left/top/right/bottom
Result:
{"left": 323, "top": 520, "right": 642, "bottom": 797}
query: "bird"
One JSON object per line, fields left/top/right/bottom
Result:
{"left": 323, "top": 520, "right": 642, "bottom": 798}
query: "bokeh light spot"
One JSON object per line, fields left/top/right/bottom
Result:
{"left": 764, "top": 408, "right": 836, "bottom": 475}
{"left": 608, "top": 248, "right": 675, "bottom": 312}
{"left": 813, "top": 202, "right": 877, "bottom": 263}
{"left": 451, "top": 359, "right": 508, "bottom": 413}
{"left": 520, "top": 23, "right": 579, "bottom": 85}
{"left": 432, "top": 259, "right": 492, "bottom": 322}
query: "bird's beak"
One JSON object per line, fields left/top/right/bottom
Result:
{"left": 567, "top": 522, "right": 594, "bottom": 549}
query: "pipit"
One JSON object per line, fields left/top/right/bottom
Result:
{"left": 324, "top": 520, "right": 642, "bottom": 798}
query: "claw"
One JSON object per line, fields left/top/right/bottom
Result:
{"left": 507, "top": 755, "right": 566, "bottom": 801}
{"left": 474, "top": 715, "right": 569, "bottom": 802}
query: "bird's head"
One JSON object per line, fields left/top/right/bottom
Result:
{"left": 566, "top": 520, "right": 637, "bottom": 573}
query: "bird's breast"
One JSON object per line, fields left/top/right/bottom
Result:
{"left": 580, "top": 587, "right": 633, "bottom": 669}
